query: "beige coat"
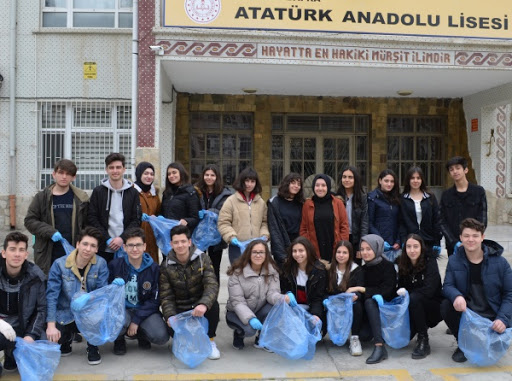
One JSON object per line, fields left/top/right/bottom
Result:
{"left": 217, "top": 192, "right": 269, "bottom": 243}
{"left": 226, "top": 263, "right": 282, "bottom": 325}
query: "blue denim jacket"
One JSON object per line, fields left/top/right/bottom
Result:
{"left": 46, "top": 250, "right": 109, "bottom": 325}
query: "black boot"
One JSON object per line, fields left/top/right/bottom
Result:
{"left": 411, "top": 333, "right": 431, "bottom": 359}
{"left": 366, "top": 344, "right": 388, "bottom": 364}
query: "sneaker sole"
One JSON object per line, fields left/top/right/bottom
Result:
{"left": 208, "top": 355, "right": 221, "bottom": 360}
{"left": 232, "top": 344, "right": 244, "bottom": 350}
{"left": 253, "top": 344, "right": 273, "bottom": 353}
{"left": 350, "top": 351, "right": 363, "bottom": 356}
{"left": 60, "top": 352, "right": 72, "bottom": 357}
{"left": 88, "top": 359, "right": 102, "bottom": 365}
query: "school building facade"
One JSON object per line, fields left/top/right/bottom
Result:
{"left": 1, "top": 0, "right": 511, "bottom": 231}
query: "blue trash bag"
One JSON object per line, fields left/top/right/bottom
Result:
{"left": 325, "top": 293, "right": 354, "bottom": 346}
{"left": 192, "top": 210, "right": 222, "bottom": 251}
{"left": 259, "top": 299, "right": 322, "bottom": 360}
{"left": 71, "top": 283, "right": 126, "bottom": 346}
{"left": 60, "top": 238, "right": 75, "bottom": 256}
{"left": 383, "top": 249, "right": 401, "bottom": 263}
{"left": 238, "top": 236, "right": 267, "bottom": 254}
{"left": 458, "top": 308, "right": 512, "bottom": 366}
{"left": 169, "top": 310, "right": 211, "bottom": 368}
{"left": 114, "top": 246, "right": 128, "bottom": 259}
{"left": 147, "top": 215, "right": 180, "bottom": 256}
{"left": 379, "top": 290, "right": 410, "bottom": 349}
{"left": 13, "top": 337, "right": 61, "bottom": 381}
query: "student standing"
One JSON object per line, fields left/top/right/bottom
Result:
{"left": 218, "top": 167, "right": 269, "bottom": 264}
{"left": 267, "top": 173, "right": 304, "bottom": 268}
{"left": 397, "top": 234, "right": 442, "bottom": 359}
{"left": 300, "top": 174, "right": 349, "bottom": 263}
{"left": 88, "top": 153, "right": 141, "bottom": 263}
{"left": 133, "top": 162, "right": 161, "bottom": 264}
{"left": 439, "top": 156, "right": 487, "bottom": 256}
{"left": 226, "top": 240, "right": 282, "bottom": 350}
{"left": 399, "top": 167, "right": 442, "bottom": 253}
{"left": 24, "top": 159, "right": 89, "bottom": 274}
{"left": 196, "top": 164, "right": 232, "bottom": 281}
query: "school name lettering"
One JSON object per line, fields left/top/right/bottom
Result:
{"left": 234, "top": 8, "right": 509, "bottom": 30}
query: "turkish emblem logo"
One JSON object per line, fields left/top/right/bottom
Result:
{"left": 185, "top": 0, "right": 221, "bottom": 24}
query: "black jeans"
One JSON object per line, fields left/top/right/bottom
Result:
{"left": 364, "top": 298, "right": 383, "bottom": 344}
{"left": 409, "top": 292, "right": 442, "bottom": 337}
{"left": 208, "top": 247, "right": 223, "bottom": 283}
{"left": 57, "top": 321, "right": 98, "bottom": 350}
{"left": 351, "top": 299, "right": 363, "bottom": 335}
{"left": 172, "top": 301, "right": 220, "bottom": 339}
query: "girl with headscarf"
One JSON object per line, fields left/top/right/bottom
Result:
{"left": 299, "top": 174, "right": 349, "bottom": 263}
{"left": 359, "top": 234, "right": 397, "bottom": 364}
{"left": 134, "top": 162, "right": 161, "bottom": 263}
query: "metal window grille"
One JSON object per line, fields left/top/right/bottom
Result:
{"left": 38, "top": 101, "right": 132, "bottom": 190}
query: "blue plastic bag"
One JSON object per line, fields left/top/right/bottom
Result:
{"left": 13, "top": 337, "right": 61, "bottom": 381}
{"left": 383, "top": 249, "right": 401, "bottom": 263}
{"left": 238, "top": 236, "right": 267, "bottom": 254}
{"left": 147, "top": 215, "right": 180, "bottom": 256}
{"left": 191, "top": 210, "right": 222, "bottom": 251}
{"left": 114, "top": 246, "right": 128, "bottom": 259}
{"left": 459, "top": 308, "right": 512, "bottom": 366}
{"left": 71, "top": 283, "right": 126, "bottom": 346}
{"left": 325, "top": 293, "right": 354, "bottom": 346}
{"left": 169, "top": 310, "right": 211, "bottom": 368}
{"left": 259, "top": 299, "right": 322, "bottom": 360}
{"left": 60, "top": 238, "right": 75, "bottom": 256}
{"left": 380, "top": 290, "right": 410, "bottom": 349}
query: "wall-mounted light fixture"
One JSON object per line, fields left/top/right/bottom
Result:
{"left": 242, "top": 88, "right": 257, "bottom": 94}
{"left": 485, "top": 128, "right": 495, "bottom": 157}
{"left": 397, "top": 90, "right": 413, "bottom": 96}
{"left": 149, "top": 46, "right": 164, "bottom": 56}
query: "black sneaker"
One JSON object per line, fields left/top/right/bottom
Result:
{"left": 73, "top": 333, "right": 83, "bottom": 343}
{"left": 138, "top": 337, "right": 151, "bottom": 350}
{"left": 3, "top": 352, "right": 17, "bottom": 372}
{"left": 60, "top": 341, "right": 72, "bottom": 357}
{"left": 452, "top": 347, "right": 467, "bottom": 363}
{"left": 87, "top": 345, "right": 102, "bottom": 365}
{"left": 232, "top": 331, "right": 244, "bottom": 350}
{"left": 253, "top": 334, "right": 273, "bottom": 353}
{"left": 113, "top": 337, "right": 127, "bottom": 355}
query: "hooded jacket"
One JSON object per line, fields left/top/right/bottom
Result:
{"left": 161, "top": 184, "right": 201, "bottom": 231}
{"left": 24, "top": 183, "right": 89, "bottom": 274}
{"left": 0, "top": 261, "right": 47, "bottom": 340}
{"left": 442, "top": 240, "right": 512, "bottom": 327}
{"left": 108, "top": 253, "right": 160, "bottom": 326}
{"left": 87, "top": 178, "right": 141, "bottom": 251}
{"left": 159, "top": 245, "right": 219, "bottom": 320}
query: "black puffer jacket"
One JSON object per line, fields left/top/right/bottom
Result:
{"left": 161, "top": 184, "right": 201, "bottom": 231}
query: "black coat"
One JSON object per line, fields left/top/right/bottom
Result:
{"left": 337, "top": 193, "right": 368, "bottom": 251}
{"left": 362, "top": 258, "right": 397, "bottom": 302}
{"left": 398, "top": 256, "right": 442, "bottom": 302}
{"left": 161, "top": 184, "right": 201, "bottom": 231}
{"left": 399, "top": 192, "right": 442, "bottom": 247}
{"left": 280, "top": 261, "right": 327, "bottom": 318}
{"left": 328, "top": 264, "right": 365, "bottom": 301}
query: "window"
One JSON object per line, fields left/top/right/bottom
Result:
{"left": 387, "top": 116, "right": 446, "bottom": 189}
{"left": 39, "top": 101, "right": 132, "bottom": 190}
{"left": 42, "top": 0, "right": 133, "bottom": 28}
{"left": 190, "top": 113, "right": 253, "bottom": 186}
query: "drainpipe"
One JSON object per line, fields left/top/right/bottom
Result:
{"left": 9, "top": 0, "right": 17, "bottom": 229}
{"left": 131, "top": 0, "right": 138, "bottom": 176}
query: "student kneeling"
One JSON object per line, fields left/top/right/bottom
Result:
{"left": 109, "top": 228, "right": 170, "bottom": 355}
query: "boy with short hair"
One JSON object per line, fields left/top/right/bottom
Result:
{"left": 108, "top": 227, "right": 169, "bottom": 355}
{"left": 0, "top": 232, "right": 46, "bottom": 375}
{"left": 24, "top": 159, "right": 89, "bottom": 274}
{"left": 439, "top": 156, "right": 487, "bottom": 256}
{"left": 159, "top": 225, "right": 221, "bottom": 360}
{"left": 441, "top": 218, "right": 512, "bottom": 362}
{"left": 88, "top": 153, "right": 141, "bottom": 263}
{"left": 46, "top": 226, "right": 109, "bottom": 365}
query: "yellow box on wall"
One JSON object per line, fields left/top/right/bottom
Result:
{"left": 83, "top": 62, "right": 97, "bottom": 79}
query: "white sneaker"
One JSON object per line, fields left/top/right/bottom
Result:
{"left": 208, "top": 341, "right": 221, "bottom": 360}
{"left": 349, "top": 335, "right": 362, "bottom": 356}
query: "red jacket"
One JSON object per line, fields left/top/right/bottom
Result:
{"left": 299, "top": 195, "right": 350, "bottom": 258}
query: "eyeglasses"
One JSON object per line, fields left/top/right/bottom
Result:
{"left": 126, "top": 243, "right": 144, "bottom": 250}
{"left": 251, "top": 251, "right": 266, "bottom": 257}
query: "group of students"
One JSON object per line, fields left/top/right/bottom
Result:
{"left": 0, "top": 152, "right": 508, "bottom": 374}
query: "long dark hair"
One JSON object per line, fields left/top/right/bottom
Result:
{"left": 402, "top": 166, "right": 430, "bottom": 195}
{"left": 327, "top": 240, "right": 355, "bottom": 293}
{"left": 196, "top": 164, "right": 224, "bottom": 196}
{"left": 164, "top": 162, "right": 189, "bottom": 196}
{"left": 232, "top": 167, "right": 262, "bottom": 194}
{"left": 283, "top": 236, "right": 319, "bottom": 277}
{"left": 227, "top": 240, "right": 278, "bottom": 283}
{"left": 377, "top": 169, "right": 400, "bottom": 205}
{"left": 277, "top": 172, "right": 305, "bottom": 203}
{"left": 398, "top": 234, "right": 427, "bottom": 277}
{"left": 336, "top": 166, "right": 365, "bottom": 208}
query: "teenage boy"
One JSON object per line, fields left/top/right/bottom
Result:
{"left": 88, "top": 153, "right": 141, "bottom": 263}
{"left": 439, "top": 156, "right": 487, "bottom": 256}
{"left": 108, "top": 227, "right": 169, "bottom": 355}
{"left": 46, "top": 226, "right": 109, "bottom": 365}
{"left": 0, "top": 232, "right": 46, "bottom": 375}
{"left": 441, "top": 218, "right": 512, "bottom": 363}
{"left": 159, "top": 225, "right": 221, "bottom": 360}
{"left": 24, "top": 159, "right": 89, "bottom": 274}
